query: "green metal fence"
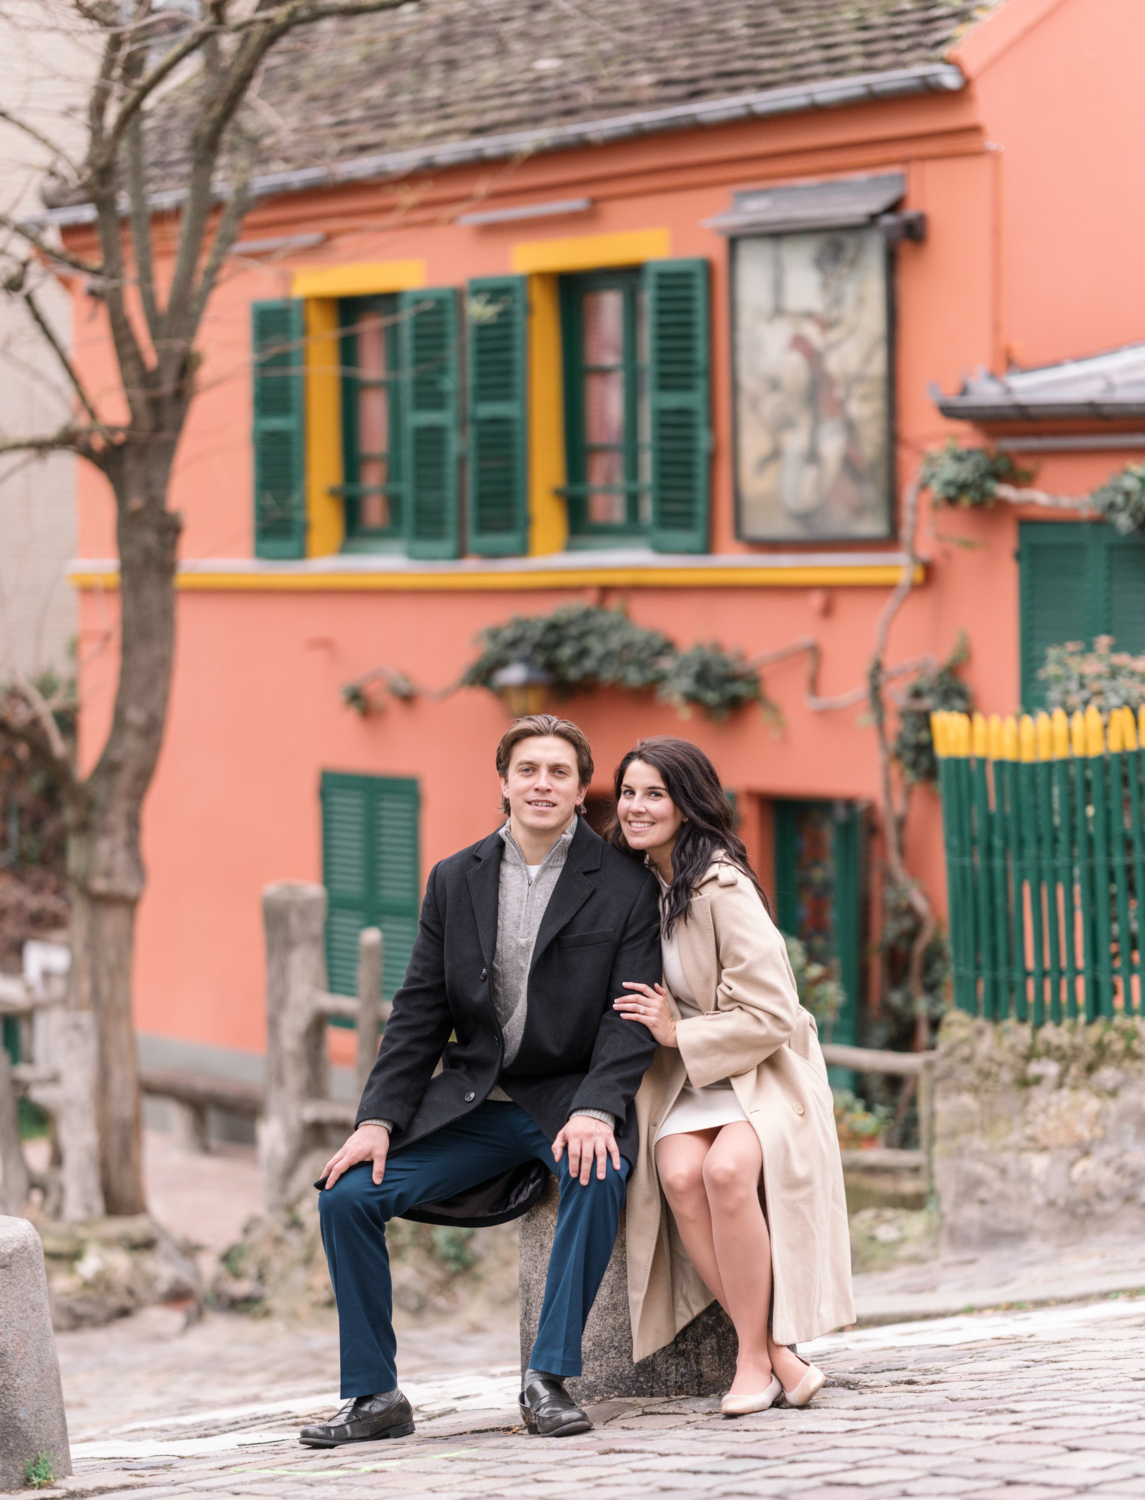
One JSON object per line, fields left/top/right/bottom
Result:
{"left": 933, "top": 705, "right": 1145, "bottom": 1025}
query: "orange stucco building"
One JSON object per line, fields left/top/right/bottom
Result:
{"left": 61, "top": 0, "right": 1145, "bottom": 1095}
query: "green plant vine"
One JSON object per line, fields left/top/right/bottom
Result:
{"left": 461, "top": 603, "right": 777, "bottom": 722}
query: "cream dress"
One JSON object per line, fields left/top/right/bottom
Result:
{"left": 654, "top": 892, "right": 750, "bottom": 1144}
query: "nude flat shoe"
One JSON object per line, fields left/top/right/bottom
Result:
{"left": 720, "top": 1375, "right": 781, "bottom": 1416}
{"left": 782, "top": 1362, "right": 826, "bottom": 1408}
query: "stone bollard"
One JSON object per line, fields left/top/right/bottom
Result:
{"left": 28, "top": 1012, "right": 105, "bottom": 1224}
{"left": 519, "top": 1176, "right": 736, "bottom": 1404}
{"left": 260, "top": 882, "right": 331, "bottom": 1214}
{"left": 0, "top": 1217, "right": 72, "bottom": 1492}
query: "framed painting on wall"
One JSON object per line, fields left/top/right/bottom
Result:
{"left": 732, "top": 226, "right": 892, "bottom": 541}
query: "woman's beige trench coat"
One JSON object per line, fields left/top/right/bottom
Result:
{"left": 625, "top": 860, "right": 854, "bottom": 1361}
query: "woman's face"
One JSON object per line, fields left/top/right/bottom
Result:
{"left": 618, "top": 758, "right": 685, "bottom": 858}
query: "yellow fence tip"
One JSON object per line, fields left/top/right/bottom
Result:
{"left": 1002, "top": 715, "right": 1019, "bottom": 761}
{"left": 1140, "top": 704, "right": 1145, "bottom": 748}
{"left": 1051, "top": 707, "right": 1070, "bottom": 759}
{"left": 972, "top": 711, "right": 988, "bottom": 758}
{"left": 1085, "top": 703, "right": 1105, "bottom": 757}
{"left": 1019, "top": 714, "right": 1037, "bottom": 763}
{"left": 957, "top": 713, "right": 972, "bottom": 757}
{"left": 1035, "top": 710, "right": 1053, "bottom": 761}
{"left": 988, "top": 713, "right": 1004, "bottom": 761}
{"left": 930, "top": 711, "right": 947, "bottom": 758}
{"left": 1071, "top": 710, "right": 1087, "bottom": 758}
{"left": 1109, "top": 710, "right": 1125, "bottom": 754}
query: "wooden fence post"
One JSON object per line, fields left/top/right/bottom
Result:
{"left": 28, "top": 1013, "right": 105, "bottom": 1223}
{"left": 260, "top": 882, "right": 330, "bottom": 1214}
{"left": 356, "top": 928, "right": 383, "bottom": 1100}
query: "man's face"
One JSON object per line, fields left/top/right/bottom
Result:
{"left": 499, "top": 735, "right": 586, "bottom": 835}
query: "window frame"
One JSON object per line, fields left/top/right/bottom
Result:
{"left": 559, "top": 268, "right": 651, "bottom": 547}
{"left": 337, "top": 293, "right": 406, "bottom": 553}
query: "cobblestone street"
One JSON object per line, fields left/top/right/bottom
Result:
{"left": 43, "top": 1293, "right": 1145, "bottom": 1499}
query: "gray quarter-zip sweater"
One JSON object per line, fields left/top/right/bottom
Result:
{"left": 364, "top": 817, "right": 614, "bottom": 1131}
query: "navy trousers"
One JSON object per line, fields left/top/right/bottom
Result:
{"left": 318, "top": 1100, "right": 629, "bottom": 1397}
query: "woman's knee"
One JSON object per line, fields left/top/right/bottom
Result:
{"left": 657, "top": 1155, "right": 706, "bottom": 1205}
{"left": 702, "top": 1149, "right": 758, "bottom": 1208}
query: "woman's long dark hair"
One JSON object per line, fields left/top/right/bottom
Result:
{"left": 607, "top": 737, "right": 771, "bottom": 934}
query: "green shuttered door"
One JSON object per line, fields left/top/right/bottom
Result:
{"left": 468, "top": 276, "right": 528, "bottom": 555}
{"left": 645, "top": 259, "right": 711, "bottom": 554}
{"left": 397, "top": 289, "right": 460, "bottom": 558}
{"left": 252, "top": 300, "right": 306, "bottom": 558}
{"left": 1019, "top": 522, "right": 1145, "bottom": 708}
{"left": 321, "top": 772, "right": 421, "bottom": 1000}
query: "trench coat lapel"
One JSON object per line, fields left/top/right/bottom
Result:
{"left": 466, "top": 830, "right": 505, "bottom": 975}
{"left": 530, "top": 816, "right": 600, "bottom": 967}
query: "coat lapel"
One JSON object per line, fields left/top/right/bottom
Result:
{"left": 529, "top": 817, "right": 600, "bottom": 968}
{"left": 466, "top": 830, "right": 505, "bottom": 975}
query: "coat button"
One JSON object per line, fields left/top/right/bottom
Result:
{"left": 480, "top": 969, "right": 488, "bottom": 981}
{"left": 464, "top": 1091, "right": 476, "bottom": 1102}
{"left": 792, "top": 1102, "right": 805, "bottom": 1116}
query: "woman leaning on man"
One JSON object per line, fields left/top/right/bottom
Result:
{"left": 609, "top": 737, "right": 853, "bottom": 1416}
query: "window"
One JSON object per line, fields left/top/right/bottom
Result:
{"left": 321, "top": 772, "right": 420, "bottom": 999}
{"left": 561, "top": 270, "right": 649, "bottom": 542}
{"left": 339, "top": 296, "right": 404, "bottom": 550}
{"left": 774, "top": 799, "right": 862, "bottom": 1066}
{"left": 1019, "top": 521, "right": 1145, "bottom": 709}
{"left": 559, "top": 261, "right": 711, "bottom": 552}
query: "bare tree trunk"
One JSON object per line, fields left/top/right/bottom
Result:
{"left": 67, "top": 444, "right": 180, "bottom": 1215}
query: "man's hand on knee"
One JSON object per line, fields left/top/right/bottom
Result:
{"left": 552, "top": 1115, "right": 621, "bottom": 1185}
{"left": 321, "top": 1123, "right": 391, "bottom": 1189}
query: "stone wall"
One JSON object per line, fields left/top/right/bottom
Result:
{"left": 933, "top": 1010, "right": 1145, "bottom": 1250}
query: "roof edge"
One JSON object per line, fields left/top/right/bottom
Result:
{"left": 36, "top": 62, "right": 965, "bottom": 230}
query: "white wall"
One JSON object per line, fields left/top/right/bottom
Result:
{"left": 0, "top": 3, "right": 93, "bottom": 679}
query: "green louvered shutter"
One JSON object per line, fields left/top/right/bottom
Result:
{"left": 373, "top": 780, "right": 421, "bottom": 999}
{"left": 467, "top": 276, "right": 528, "bottom": 556}
{"left": 1019, "top": 523, "right": 1095, "bottom": 710}
{"left": 1105, "top": 532, "right": 1145, "bottom": 654}
{"left": 645, "top": 259, "right": 710, "bottom": 554}
{"left": 321, "top": 771, "right": 421, "bottom": 999}
{"left": 397, "top": 288, "right": 459, "bottom": 559}
{"left": 252, "top": 299, "right": 306, "bottom": 558}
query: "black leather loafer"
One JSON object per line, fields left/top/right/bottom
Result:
{"left": 518, "top": 1371, "right": 592, "bottom": 1437}
{"left": 299, "top": 1390, "right": 415, "bottom": 1447}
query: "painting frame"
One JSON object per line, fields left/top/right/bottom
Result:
{"left": 730, "top": 226, "right": 896, "bottom": 544}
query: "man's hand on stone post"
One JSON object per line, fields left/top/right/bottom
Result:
{"left": 553, "top": 1115, "right": 620, "bottom": 1185}
{"left": 321, "top": 1123, "right": 391, "bottom": 1189}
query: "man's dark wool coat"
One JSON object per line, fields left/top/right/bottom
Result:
{"left": 352, "top": 816, "right": 662, "bottom": 1227}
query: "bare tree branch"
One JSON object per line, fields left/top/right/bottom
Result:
{"left": 0, "top": 107, "right": 79, "bottom": 178}
{"left": 187, "top": 162, "right": 254, "bottom": 337}
{"left": 0, "top": 426, "right": 107, "bottom": 462}
{"left": 10, "top": 669, "right": 71, "bottom": 768}
{"left": 0, "top": 214, "right": 101, "bottom": 278}
{"left": 125, "top": 117, "right": 161, "bottom": 344}
{"left": 21, "top": 284, "right": 109, "bottom": 436}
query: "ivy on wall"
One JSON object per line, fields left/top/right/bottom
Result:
{"left": 462, "top": 603, "right": 771, "bottom": 721}
{"left": 920, "top": 440, "right": 1145, "bottom": 535}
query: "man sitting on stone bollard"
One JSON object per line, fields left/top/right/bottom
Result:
{"left": 303, "top": 714, "right": 661, "bottom": 1447}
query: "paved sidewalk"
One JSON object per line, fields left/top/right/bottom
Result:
{"left": 44, "top": 1294, "right": 1145, "bottom": 1499}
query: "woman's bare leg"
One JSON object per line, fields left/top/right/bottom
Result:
{"left": 657, "top": 1125, "right": 808, "bottom": 1394}
{"left": 654, "top": 1130, "right": 726, "bottom": 1307}
{"left": 700, "top": 1122, "right": 774, "bottom": 1393}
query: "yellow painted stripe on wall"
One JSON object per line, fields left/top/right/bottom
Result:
{"left": 70, "top": 563, "right": 924, "bottom": 593}
{"left": 304, "top": 298, "right": 344, "bottom": 557}
{"left": 511, "top": 229, "right": 670, "bottom": 274}
{"left": 291, "top": 260, "right": 426, "bottom": 298}
{"left": 526, "top": 273, "right": 568, "bottom": 555}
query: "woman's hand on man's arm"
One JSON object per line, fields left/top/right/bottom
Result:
{"left": 613, "top": 981, "right": 677, "bottom": 1048}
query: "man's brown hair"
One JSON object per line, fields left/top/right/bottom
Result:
{"left": 496, "top": 715, "right": 594, "bottom": 815}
